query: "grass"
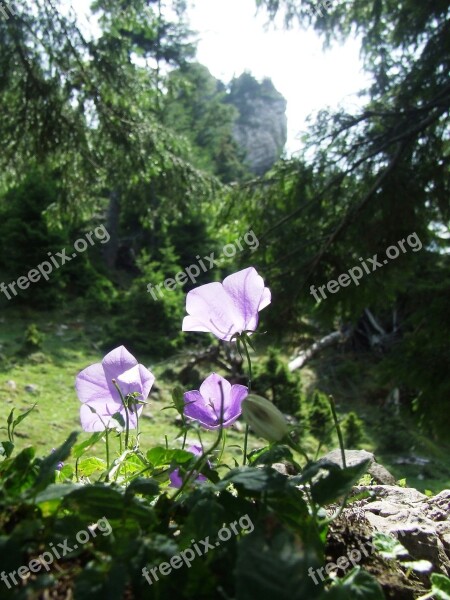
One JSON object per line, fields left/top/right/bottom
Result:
{"left": 0, "top": 307, "right": 259, "bottom": 473}
{"left": 1, "top": 306, "right": 449, "bottom": 494}
{"left": 306, "top": 349, "right": 450, "bottom": 493}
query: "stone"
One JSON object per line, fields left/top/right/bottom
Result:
{"left": 321, "top": 449, "right": 397, "bottom": 485}
{"left": 351, "top": 485, "right": 450, "bottom": 576}
{"left": 228, "top": 74, "right": 287, "bottom": 175}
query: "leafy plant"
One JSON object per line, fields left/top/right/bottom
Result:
{"left": 342, "top": 412, "right": 365, "bottom": 448}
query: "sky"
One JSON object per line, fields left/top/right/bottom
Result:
{"left": 186, "top": 0, "right": 371, "bottom": 154}
{"left": 69, "top": 0, "right": 371, "bottom": 155}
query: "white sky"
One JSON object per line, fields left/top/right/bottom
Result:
{"left": 70, "top": 0, "right": 371, "bottom": 155}
{"left": 187, "top": 0, "right": 371, "bottom": 154}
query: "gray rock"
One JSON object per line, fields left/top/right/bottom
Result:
{"left": 271, "top": 463, "right": 289, "bottom": 476}
{"left": 229, "top": 75, "right": 287, "bottom": 175}
{"left": 352, "top": 485, "right": 450, "bottom": 576}
{"left": 321, "top": 449, "right": 397, "bottom": 485}
{"left": 24, "top": 384, "right": 38, "bottom": 394}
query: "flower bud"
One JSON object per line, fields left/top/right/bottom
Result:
{"left": 242, "top": 394, "right": 289, "bottom": 442}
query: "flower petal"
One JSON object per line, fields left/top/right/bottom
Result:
{"left": 169, "top": 469, "right": 183, "bottom": 488}
{"left": 222, "top": 267, "right": 270, "bottom": 332}
{"left": 224, "top": 384, "right": 248, "bottom": 423}
{"left": 75, "top": 362, "right": 117, "bottom": 405}
{"left": 184, "top": 390, "right": 218, "bottom": 428}
{"left": 259, "top": 286, "right": 272, "bottom": 311}
{"left": 116, "top": 364, "right": 143, "bottom": 397}
{"left": 80, "top": 401, "right": 116, "bottom": 432}
{"left": 199, "top": 373, "right": 231, "bottom": 417}
{"left": 183, "top": 282, "right": 243, "bottom": 341}
{"left": 187, "top": 443, "right": 204, "bottom": 456}
{"left": 139, "top": 364, "right": 155, "bottom": 400}
{"left": 102, "top": 346, "right": 138, "bottom": 384}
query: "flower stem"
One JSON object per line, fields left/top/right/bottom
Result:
{"left": 328, "top": 395, "right": 346, "bottom": 468}
{"left": 112, "top": 380, "right": 130, "bottom": 450}
{"left": 105, "top": 427, "right": 110, "bottom": 472}
{"left": 173, "top": 381, "right": 225, "bottom": 499}
{"left": 240, "top": 335, "right": 253, "bottom": 466}
{"left": 285, "top": 435, "right": 310, "bottom": 464}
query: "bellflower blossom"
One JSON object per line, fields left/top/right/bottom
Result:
{"left": 183, "top": 373, "right": 248, "bottom": 430}
{"left": 169, "top": 444, "right": 207, "bottom": 488}
{"left": 182, "top": 266, "right": 271, "bottom": 342}
{"left": 75, "top": 346, "right": 155, "bottom": 432}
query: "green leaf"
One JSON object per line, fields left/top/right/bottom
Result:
{"left": 0, "top": 446, "right": 36, "bottom": 495}
{"left": 73, "top": 431, "right": 104, "bottom": 459}
{"left": 7, "top": 408, "right": 14, "bottom": 428}
{"left": 311, "top": 460, "right": 371, "bottom": 505}
{"left": 33, "top": 432, "right": 78, "bottom": 492}
{"left": 63, "top": 484, "right": 155, "bottom": 525}
{"left": 0, "top": 440, "right": 14, "bottom": 458}
{"left": 401, "top": 559, "right": 432, "bottom": 572}
{"left": 35, "top": 483, "right": 82, "bottom": 504}
{"left": 218, "top": 466, "right": 288, "bottom": 495}
{"left": 248, "top": 444, "right": 294, "bottom": 466}
{"left": 146, "top": 447, "right": 193, "bottom": 468}
{"left": 12, "top": 403, "right": 37, "bottom": 430}
{"left": 111, "top": 412, "right": 125, "bottom": 428}
{"left": 178, "top": 495, "right": 226, "bottom": 546}
{"left": 323, "top": 567, "right": 385, "bottom": 599}
{"left": 58, "top": 463, "right": 74, "bottom": 480}
{"left": 428, "top": 573, "right": 450, "bottom": 599}
{"left": 77, "top": 457, "right": 106, "bottom": 477}
{"left": 236, "top": 526, "right": 322, "bottom": 599}
{"left": 125, "top": 477, "right": 160, "bottom": 497}
{"left": 372, "top": 532, "right": 409, "bottom": 559}
{"left": 291, "top": 460, "right": 340, "bottom": 486}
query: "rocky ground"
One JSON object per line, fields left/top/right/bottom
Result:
{"left": 322, "top": 450, "right": 450, "bottom": 598}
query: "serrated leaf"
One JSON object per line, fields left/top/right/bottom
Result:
{"left": 63, "top": 484, "right": 155, "bottom": 525}
{"left": 311, "top": 460, "right": 371, "bottom": 505}
{"left": 77, "top": 457, "right": 106, "bottom": 477}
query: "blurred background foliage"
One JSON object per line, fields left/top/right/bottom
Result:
{"left": 0, "top": 0, "right": 449, "bottom": 459}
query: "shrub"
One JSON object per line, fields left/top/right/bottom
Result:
{"left": 105, "top": 251, "right": 185, "bottom": 358}
{"left": 307, "top": 391, "right": 333, "bottom": 444}
{"left": 342, "top": 411, "right": 365, "bottom": 448}
{"left": 21, "top": 324, "right": 44, "bottom": 354}
{"left": 253, "top": 347, "right": 302, "bottom": 415}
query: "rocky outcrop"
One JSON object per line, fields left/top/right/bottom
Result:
{"left": 354, "top": 486, "right": 450, "bottom": 577}
{"left": 321, "top": 449, "right": 397, "bottom": 485}
{"left": 227, "top": 73, "right": 287, "bottom": 175}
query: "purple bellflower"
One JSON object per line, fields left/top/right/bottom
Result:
{"left": 169, "top": 443, "right": 207, "bottom": 488}
{"left": 183, "top": 373, "right": 248, "bottom": 430}
{"left": 75, "top": 346, "right": 155, "bottom": 432}
{"left": 182, "top": 266, "right": 271, "bottom": 342}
